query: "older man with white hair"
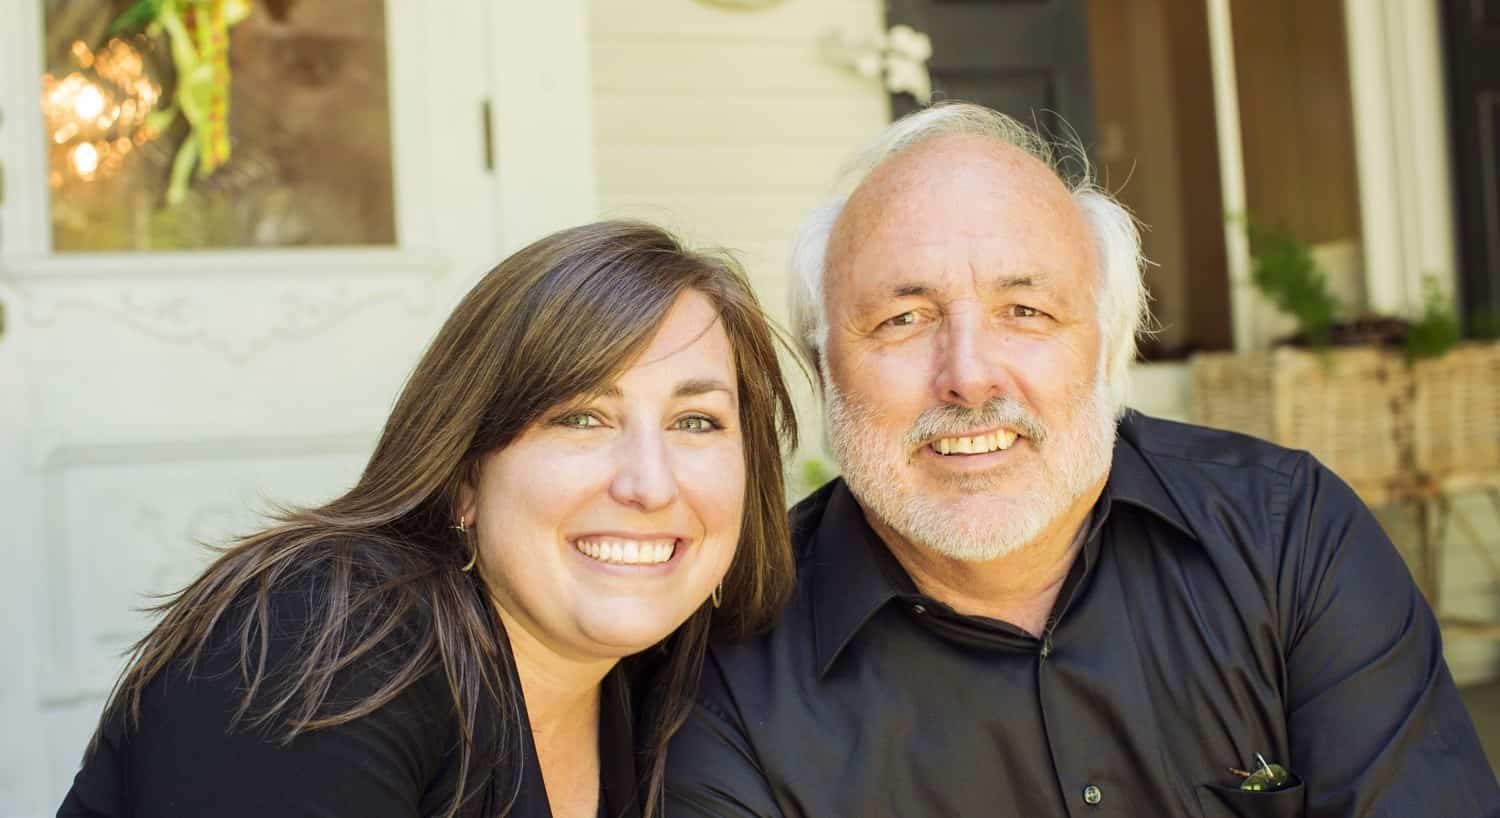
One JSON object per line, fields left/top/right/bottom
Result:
{"left": 663, "top": 102, "right": 1498, "bottom": 817}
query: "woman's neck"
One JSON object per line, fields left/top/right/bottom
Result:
{"left": 496, "top": 607, "right": 616, "bottom": 818}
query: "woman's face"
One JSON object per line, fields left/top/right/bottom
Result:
{"left": 462, "top": 290, "right": 746, "bottom": 664}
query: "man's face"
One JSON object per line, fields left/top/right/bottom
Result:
{"left": 821, "top": 135, "right": 1116, "bottom": 562}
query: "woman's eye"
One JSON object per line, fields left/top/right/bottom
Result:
{"left": 555, "top": 412, "right": 602, "bottom": 429}
{"left": 674, "top": 415, "right": 722, "bottom": 433}
{"left": 883, "top": 310, "right": 920, "bottom": 328}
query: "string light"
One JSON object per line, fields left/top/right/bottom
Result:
{"left": 41, "top": 38, "right": 163, "bottom": 186}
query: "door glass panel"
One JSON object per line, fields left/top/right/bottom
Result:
{"left": 41, "top": 0, "right": 396, "bottom": 251}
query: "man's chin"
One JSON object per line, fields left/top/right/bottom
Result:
{"left": 919, "top": 492, "right": 1033, "bottom": 524}
{"left": 913, "top": 468, "right": 1026, "bottom": 496}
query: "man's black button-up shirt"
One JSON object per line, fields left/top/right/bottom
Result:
{"left": 666, "top": 412, "right": 1499, "bottom": 817}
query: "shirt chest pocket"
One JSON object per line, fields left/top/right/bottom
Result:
{"left": 1196, "top": 782, "right": 1305, "bottom": 818}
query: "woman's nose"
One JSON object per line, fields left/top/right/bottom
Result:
{"left": 608, "top": 426, "right": 679, "bottom": 511}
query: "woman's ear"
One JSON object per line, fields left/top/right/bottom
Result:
{"left": 455, "top": 459, "right": 480, "bottom": 524}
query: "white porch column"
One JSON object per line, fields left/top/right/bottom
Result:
{"left": 487, "top": 0, "right": 599, "bottom": 252}
{"left": 1344, "top": 0, "right": 1459, "bottom": 314}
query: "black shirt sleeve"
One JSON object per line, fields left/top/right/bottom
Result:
{"left": 58, "top": 582, "right": 456, "bottom": 818}
{"left": 663, "top": 656, "right": 784, "bottom": 818}
{"left": 1278, "top": 456, "right": 1499, "bottom": 818}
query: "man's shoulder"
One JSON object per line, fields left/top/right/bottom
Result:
{"left": 1119, "top": 410, "right": 1308, "bottom": 480}
{"left": 1112, "top": 412, "right": 1349, "bottom": 555}
{"left": 1114, "top": 411, "right": 1360, "bottom": 567}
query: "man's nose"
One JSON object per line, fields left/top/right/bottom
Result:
{"left": 608, "top": 425, "right": 679, "bottom": 512}
{"left": 933, "top": 309, "right": 1006, "bottom": 408}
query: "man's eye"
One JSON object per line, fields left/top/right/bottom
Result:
{"left": 1012, "top": 305, "right": 1042, "bottom": 318}
{"left": 675, "top": 415, "right": 722, "bottom": 433}
{"left": 883, "top": 310, "right": 920, "bottom": 328}
{"left": 555, "top": 412, "right": 602, "bottom": 429}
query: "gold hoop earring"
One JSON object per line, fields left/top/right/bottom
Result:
{"left": 711, "top": 583, "right": 722, "bottom": 609}
{"left": 453, "top": 518, "right": 476, "bottom": 572}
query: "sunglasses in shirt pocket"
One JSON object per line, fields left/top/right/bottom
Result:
{"left": 1195, "top": 782, "right": 1305, "bottom": 818}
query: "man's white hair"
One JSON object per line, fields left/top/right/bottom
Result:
{"left": 788, "top": 102, "right": 1150, "bottom": 412}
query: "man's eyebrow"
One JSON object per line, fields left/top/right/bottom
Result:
{"left": 886, "top": 277, "right": 1049, "bottom": 299}
{"left": 992, "top": 273, "right": 1047, "bottom": 290}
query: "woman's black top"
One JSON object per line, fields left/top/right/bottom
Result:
{"left": 57, "top": 573, "right": 641, "bottom": 818}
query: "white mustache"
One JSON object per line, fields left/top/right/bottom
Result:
{"left": 904, "top": 397, "right": 1048, "bottom": 449}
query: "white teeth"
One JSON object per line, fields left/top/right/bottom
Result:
{"left": 932, "top": 429, "right": 1020, "bottom": 456}
{"left": 574, "top": 537, "right": 677, "bottom": 566}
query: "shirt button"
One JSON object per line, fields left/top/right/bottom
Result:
{"left": 910, "top": 603, "right": 927, "bottom": 614}
{"left": 1083, "top": 785, "right": 1103, "bottom": 805}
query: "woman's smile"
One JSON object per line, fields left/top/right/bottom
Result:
{"left": 572, "top": 535, "right": 680, "bottom": 566}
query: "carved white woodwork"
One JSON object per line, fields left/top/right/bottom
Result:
{"left": 14, "top": 266, "right": 440, "bottom": 362}
{"left": 0, "top": 0, "right": 611, "bottom": 811}
{"left": 41, "top": 440, "right": 370, "bottom": 703}
{"left": 820, "top": 24, "right": 933, "bottom": 104}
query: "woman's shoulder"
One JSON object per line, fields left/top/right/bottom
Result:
{"left": 62, "top": 550, "right": 475, "bottom": 817}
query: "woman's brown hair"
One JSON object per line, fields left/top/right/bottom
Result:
{"left": 93, "top": 220, "right": 800, "bottom": 816}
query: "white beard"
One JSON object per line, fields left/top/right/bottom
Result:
{"left": 824, "top": 365, "right": 1117, "bottom": 563}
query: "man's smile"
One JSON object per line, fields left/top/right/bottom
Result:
{"left": 928, "top": 428, "right": 1019, "bottom": 456}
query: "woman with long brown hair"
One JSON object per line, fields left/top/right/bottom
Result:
{"left": 58, "top": 221, "right": 798, "bottom": 818}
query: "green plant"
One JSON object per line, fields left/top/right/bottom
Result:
{"left": 1246, "top": 221, "right": 1340, "bottom": 346}
{"left": 801, "top": 458, "right": 836, "bottom": 491}
{"left": 1405, "top": 275, "right": 1463, "bottom": 361}
{"left": 1469, "top": 308, "right": 1500, "bottom": 340}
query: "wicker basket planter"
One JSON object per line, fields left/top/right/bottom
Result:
{"left": 1412, "top": 341, "right": 1500, "bottom": 479}
{"left": 1192, "top": 341, "right": 1500, "bottom": 503}
{"left": 1190, "top": 346, "right": 1414, "bottom": 503}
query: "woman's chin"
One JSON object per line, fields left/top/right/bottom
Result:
{"left": 573, "top": 601, "right": 703, "bottom": 657}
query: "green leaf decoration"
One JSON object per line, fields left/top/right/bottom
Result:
{"left": 108, "top": 0, "right": 169, "bottom": 36}
{"left": 1245, "top": 219, "right": 1340, "bottom": 347}
{"left": 1405, "top": 275, "right": 1462, "bottom": 360}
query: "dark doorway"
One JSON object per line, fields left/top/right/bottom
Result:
{"left": 885, "top": 0, "right": 1234, "bottom": 356}
{"left": 884, "top": 0, "right": 1097, "bottom": 148}
{"left": 1443, "top": 0, "right": 1500, "bottom": 327}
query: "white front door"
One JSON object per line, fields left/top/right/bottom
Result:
{"left": 0, "top": 2, "right": 598, "bottom": 814}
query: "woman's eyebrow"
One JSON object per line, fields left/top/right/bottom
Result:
{"left": 588, "top": 378, "right": 733, "bottom": 401}
{"left": 674, "top": 378, "right": 735, "bottom": 399}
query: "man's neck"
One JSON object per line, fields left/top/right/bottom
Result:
{"left": 869, "top": 479, "right": 1104, "bottom": 638}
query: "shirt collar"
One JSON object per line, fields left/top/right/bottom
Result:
{"left": 809, "top": 481, "right": 916, "bottom": 678}
{"left": 809, "top": 411, "right": 1196, "bottom": 678}
{"left": 1105, "top": 411, "right": 1197, "bottom": 541}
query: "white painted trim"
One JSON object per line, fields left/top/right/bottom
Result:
{"left": 1, "top": 0, "right": 467, "bottom": 262}
{"left": 0, "top": 0, "right": 50, "bottom": 257}
{"left": 1344, "top": 0, "right": 1459, "bottom": 314}
{"left": 1205, "top": 0, "right": 1255, "bottom": 351}
{"left": 487, "top": 0, "right": 598, "bottom": 253}
{"left": 3, "top": 248, "right": 451, "bottom": 282}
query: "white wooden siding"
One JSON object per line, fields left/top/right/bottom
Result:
{"left": 587, "top": 0, "right": 891, "bottom": 482}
